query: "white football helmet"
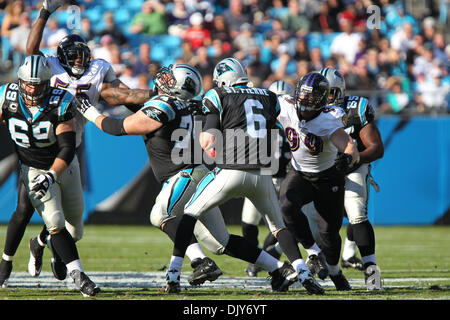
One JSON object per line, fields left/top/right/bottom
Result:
{"left": 268, "top": 80, "right": 294, "bottom": 96}
{"left": 213, "top": 57, "right": 249, "bottom": 88}
{"left": 155, "top": 64, "right": 202, "bottom": 101}
{"left": 318, "top": 67, "right": 346, "bottom": 105}
{"left": 17, "top": 55, "right": 52, "bottom": 106}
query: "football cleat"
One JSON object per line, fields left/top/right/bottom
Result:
{"left": 165, "top": 269, "right": 181, "bottom": 293}
{"left": 188, "top": 257, "right": 223, "bottom": 286}
{"left": 28, "top": 237, "right": 44, "bottom": 277}
{"left": 298, "top": 269, "right": 325, "bottom": 295}
{"left": 70, "top": 270, "right": 100, "bottom": 297}
{"left": 306, "top": 252, "right": 329, "bottom": 280}
{"left": 364, "top": 264, "right": 383, "bottom": 291}
{"left": 0, "top": 259, "right": 12, "bottom": 288}
{"left": 46, "top": 236, "right": 67, "bottom": 280}
{"left": 329, "top": 270, "right": 352, "bottom": 291}
{"left": 244, "top": 263, "right": 263, "bottom": 277}
{"left": 268, "top": 262, "right": 298, "bottom": 292}
{"left": 341, "top": 255, "right": 364, "bottom": 271}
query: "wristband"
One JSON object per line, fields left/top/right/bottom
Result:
{"left": 47, "top": 170, "right": 57, "bottom": 183}
{"left": 83, "top": 106, "right": 102, "bottom": 123}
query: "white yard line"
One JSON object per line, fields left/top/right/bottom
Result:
{"left": 3, "top": 272, "right": 450, "bottom": 290}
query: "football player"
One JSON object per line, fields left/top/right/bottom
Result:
{"left": 165, "top": 58, "right": 324, "bottom": 294}
{"left": 277, "top": 72, "right": 359, "bottom": 291}
{"left": 303, "top": 67, "right": 384, "bottom": 290}
{"left": 0, "top": 0, "right": 155, "bottom": 286}
{"left": 78, "top": 63, "right": 304, "bottom": 293}
{"left": 241, "top": 80, "right": 293, "bottom": 277}
{"left": 0, "top": 55, "right": 99, "bottom": 297}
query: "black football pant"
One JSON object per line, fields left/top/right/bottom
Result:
{"left": 3, "top": 182, "right": 48, "bottom": 257}
{"left": 279, "top": 167, "right": 345, "bottom": 266}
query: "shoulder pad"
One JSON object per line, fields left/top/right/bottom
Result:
{"left": 142, "top": 95, "right": 176, "bottom": 121}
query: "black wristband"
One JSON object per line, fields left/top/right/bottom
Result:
{"left": 39, "top": 9, "right": 51, "bottom": 20}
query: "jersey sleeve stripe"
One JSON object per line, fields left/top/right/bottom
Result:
{"left": 203, "top": 89, "right": 222, "bottom": 114}
{"left": 0, "top": 84, "right": 8, "bottom": 107}
{"left": 143, "top": 99, "right": 176, "bottom": 121}
{"left": 358, "top": 97, "right": 368, "bottom": 125}
{"left": 59, "top": 92, "right": 73, "bottom": 117}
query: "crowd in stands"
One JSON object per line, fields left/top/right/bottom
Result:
{"left": 0, "top": 0, "right": 448, "bottom": 115}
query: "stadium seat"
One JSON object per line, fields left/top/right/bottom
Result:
{"left": 101, "top": 0, "right": 120, "bottom": 10}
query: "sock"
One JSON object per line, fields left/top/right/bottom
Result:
{"left": 352, "top": 221, "right": 376, "bottom": 257}
{"left": 291, "top": 258, "right": 307, "bottom": 274}
{"left": 328, "top": 264, "right": 340, "bottom": 276}
{"left": 305, "top": 243, "right": 321, "bottom": 257}
{"left": 262, "top": 232, "right": 278, "bottom": 250}
{"left": 66, "top": 259, "right": 83, "bottom": 274}
{"left": 168, "top": 255, "right": 184, "bottom": 272}
{"left": 39, "top": 225, "right": 49, "bottom": 246}
{"left": 255, "top": 250, "right": 284, "bottom": 272}
{"left": 49, "top": 228, "right": 79, "bottom": 265}
{"left": 342, "top": 238, "right": 357, "bottom": 260}
{"left": 186, "top": 243, "right": 206, "bottom": 262}
{"left": 362, "top": 254, "right": 376, "bottom": 267}
{"left": 173, "top": 215, "right": 198, "bottom": 257}
{"left": 241, "top": 222, "right": 259, "bottom": 247}
{"left": 224, "top": 234, "right": 261, "bottom": 263}
{"left": 37, "top": 235, "right": 46, "bottom": 247}
{"left": 275, "top": 228, "right": 303, "bottom": 262}
{"left": 2, "top": 253, "right": 13, "bottom": 262}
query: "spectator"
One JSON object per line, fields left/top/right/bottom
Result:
{"left": 92, "top": 34, "right": 114, "bottom": 62}
{"left": 293, "top": 37, "right": 309, "bottom": 61}
{"left": 109, "top": 45, "right": 126, "bottom": 76}
{"left": 267, "top": 0, "right": 289, "bottom": 20}
{"left": 295, "top": 59, "right": 310, "bottom": 79}
{"left": 132, "top": 42, "right": 153, "bottom": 77}
{"left": 193, "top": 45, "right": 215, "bottom": 77}
{"left": 119, "top": 64, "right": 139, "bottom": 89}
{"left": 183, "top": 12, "right": 211, "bottom": 51}
{"left": 233, "top": 23, "right": 259, "bottom": 60}
{"left": 1, "top": 0, "right": 24, "bottom": 38}
{"left": 208, "top": 39, "right": 229, "bottom": 65}
{"left": 183, "top": 0, "right": 216, "bottom": 24}
{"left": 42, "top": 18, "right": 68, "bottom": 54}
{"left": 97, "top": 11, "right": 128, "bottom": 47}
{"left": 330, "top": 14, "right": 363, "bottom": 64}
{"left": 269, "top": 18, "right": 291, "bottom": 43}
{"left": 210, "top": 14, "right": 232, "bottom": 45}
{"left": 129, "top": 0, "right": 167, "bottom": 35}
{"left": 390, "top": 22, "right": 416, "bottom": 58}
{"left": 247, "top": 47, "right": 271, "bottom": 88}
{"left": 309, "top": 47, "right": 323, "bottom": 71}
{"left": 421, "top": 16, "right": 436, "bottom": 43}
{"left": 412, "top": 43, "right": 434, "bottom": 79}
{"left": 415, "top": 69, "right": 449, "bottom": 114}
{"left": 178, "top": 40, "right": 196, "bottom": 65}
{"left": 281, "top": 0, "right": 310, "bottom": 38}
{"left": 9, "top": 12, "right": 30, "bottom": 60}
{"left": 136, "top": 73, "right": 151, "bottom": 90}
{"left": 270, "top": 43, "right": 297, "bottom": 80}
{"left": 79, "top": 17, "right": 96, "bottom": 43}
{"left": 167, "top": 0, "right": 190, "bottom": 37}
{"left": 379, "top": 76, "right": 411, "bottom": 114}
{"left": 222, "top": 0, "right": 251, "bottom": 39}
{"left": 432, "top": 32, "right": 447, "bottom": 65}
{"left": 310, "top": 1, "right": 339, "bottom": 33}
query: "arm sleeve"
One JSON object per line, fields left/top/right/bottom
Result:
{"left": 101, "top": 117, "right": 127, "bottom": 136}
{"left": 56, "top": 131, "right": 76, "bottom": 164}
{"left": 203, "top": 113, "right": 220, "bottom": 131}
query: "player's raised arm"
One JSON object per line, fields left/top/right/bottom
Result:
{"left": 26, "top": 0, "right": 62, "bottom": 56}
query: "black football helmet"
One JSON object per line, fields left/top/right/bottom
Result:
{"left": 57, "top": 34, "right": 91, "bottom": 78}
{"left": 294, "top": 72, "right": 330, "bottom": 117}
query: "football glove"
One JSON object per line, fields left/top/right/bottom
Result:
{"left": 187, "top": 100, "right": 203, "bottom": 116}
{"left": 42, "top": 0, "right": 63, "bottom": 13}
{"left": 334, "top": 152, "right": 353, "bottom": 171}
{"left": 30, "top": 172, "right": 55, "bottom": 200}
{"left": 76, "top": 93, "right": 101, "bottom": 122}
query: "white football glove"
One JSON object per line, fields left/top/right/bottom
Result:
{"left": 30, "top": 171, "right": 55, "bottom": 200}
{"left": 76, "top": 93, "right": 101, "bottom": 122}
{"left": 42, "top": 0, "right": 63, "bottom": 13}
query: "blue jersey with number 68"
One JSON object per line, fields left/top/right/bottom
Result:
{"left": 0, "top": 82, "right": 76, "bottom": 170}
{"left": 202, "top": 85, "right": 280, "bottom": 170}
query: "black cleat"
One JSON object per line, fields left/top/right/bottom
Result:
{"left": 28, "top": 237, "right": 44, "bottom": 277}
{"left": 165, "top": 269, "right": 181, "bottom": 293}
{"left": 70, "top": 270, "right": 100, "bottom": 297}
{"left": 188, "top": 257, "right": 222, "bottom": 285}
{"left": 244, "top": 263, "right": 263, "bottom": 277}
{"left": 341, "top": 255, "right": 364, "bottom": 271}
{"left": 269, "top": 262, "right": 298, "bottom": 292}
{"left": 329, "top": 270, "right": 352, "bottom": 291}
{"left": 47, "top": 236, "right": 67, "bottom": 280}
{"left": 0, "top": 260, "right": 12, "bottom": 287}
{"left": 298, "top": 269, "right": 325, "bottom": 295}
{"left": 306, "top": 252, "right": 329, "bottom": 280}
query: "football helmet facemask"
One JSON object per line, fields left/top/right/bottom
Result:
{"left": 155, "top": 64, "right": 202, "bottom": 101}
{"left": 319, "top": 67, "right": 346, "bottom": 105}
{"left": 17, "top": 55, "right": 52, "bottom": 106}
{"left": 213, "top": 57, "right": 249, "bottom": 88}
{"left": 294, "top": 72, "right": 330, "bottom": 116}
{"left": 57, "top": 34, "right": 91, "bottom": 78}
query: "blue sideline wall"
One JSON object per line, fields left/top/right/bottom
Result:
{"left": 0, "top": 116, "right": 448, "bottom": 225}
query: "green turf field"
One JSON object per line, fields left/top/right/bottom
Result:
{"left": 0, "top": 224, "right": 448, "bottom": 301}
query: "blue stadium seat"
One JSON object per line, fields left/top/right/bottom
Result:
{"left": 114, "top": 9, "right": 131, "bottom": 25}
{"left": 84, "top": 6, "right": 103, "bottom": 25}
{"left": 306, "top": 32, "right": 322, "bottom": 49}
{"left": 101, "top": 0, "right": 120, "bottom": 10}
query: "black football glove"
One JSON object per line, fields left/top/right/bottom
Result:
{"left": 334, "top": 152, "right": 353, "bottom": 171}
{"left": 30, "top": 171, "right": 56, "bottom": 200}
{"left": 187, "top": 100, "right": 203, "bottom": 116}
